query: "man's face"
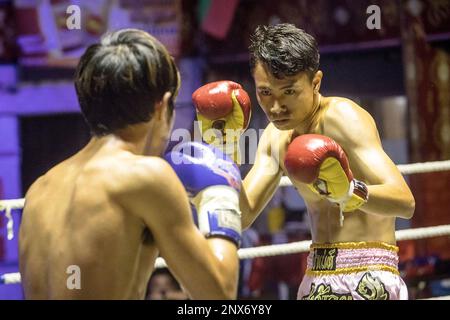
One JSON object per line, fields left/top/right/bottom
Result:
{"left": 146, "top": 274, "right": 179, "bottom": 300}
{"left": 253, "top": 62, "right": 320, "bottom": 131}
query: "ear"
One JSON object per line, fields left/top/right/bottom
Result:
{"left": 156, "top": 91, "right": 172, "bottom": 121}
{"left": 312, "top": 70, "right": 323, "bottom": 93}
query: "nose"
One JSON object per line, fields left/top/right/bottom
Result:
{"left": 270, "top": 100, "right": 285, "bottom": 115}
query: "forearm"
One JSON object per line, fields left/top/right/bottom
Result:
{"left": 361, "top": 184, "right": 415, "bottom": 219}
{"left": 206, "top": 238, "right": 239, "bottom": 299}
{"left": 240, "top": 172, "right": 281, "bottom": 229}
{"left": 240, "top": 186, "right": 260, "bottom": 230}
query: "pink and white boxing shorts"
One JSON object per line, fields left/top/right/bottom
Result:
{"left": 297, "top": 242, "right": 408, "bottom": 300}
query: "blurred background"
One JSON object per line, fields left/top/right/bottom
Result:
{"left": 0, "top": 0, "right": 449, "bottom": 300}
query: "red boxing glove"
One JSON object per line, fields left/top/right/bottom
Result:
{"left": 284, "top": 134, "right": 368, "bottom": 224}
{"left": 192, "top": 81, "right": 251, "bottom": 163}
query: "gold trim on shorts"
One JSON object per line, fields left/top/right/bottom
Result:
{"left": 310, "top": 241, "right": 399, "bottom": 253}
{"left": 306, "top": 265, "right": 400, "bottom": 276}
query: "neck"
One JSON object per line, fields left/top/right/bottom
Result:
{"left": 116, "top": 124, "right": 151, "bottom": 155}
{"left": 87, "top": 123, "right": 151, "bottom": 156}
{"left": 294, "top": 93, "right": 322, "bottom": 135}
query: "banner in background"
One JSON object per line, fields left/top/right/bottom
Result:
{"left": 14, "top": 0, "right": 182, "bottom": 67}
{"left": 401, "top": 0, "right": 450, "bottom": 259}
{"left": 202, "top": 0, "right": 450, "bottom": 55}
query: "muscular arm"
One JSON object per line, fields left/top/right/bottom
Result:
{"left": 119, "top": 158, "right": 238, "bottom": 299}
{"left": 324, "top": 100, "right": 415, "bottom": 219}
{"left": 241, "top": 124, "right": 283, "bottom": 229}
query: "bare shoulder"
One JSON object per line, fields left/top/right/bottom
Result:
{"left": 112, "top": 155, "right": 178, "bottom": 195}
{"left": 112, "top": 155, "right": 186, "bottom": 205}
{"left": 24, "top": 156, "right": 76, "bottom": 202}
{"left": 322, "top": 97, "right": 379, "bottom": 146}
{"left": 23, "top": 175, "right": 46, "bottom": 209}
{"left": 324, "top": 97, "right": 375, "bottom": 127}
{"left": 112, "top": 154, "right": 192, "bottom": 229}
{"left": 25, "top": 175, "right": 45, "bottom": 197}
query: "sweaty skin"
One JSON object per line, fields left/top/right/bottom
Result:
{"left": 241, "top": 63, "right": 415, "bottom": 244}
{"left": 19, "top": 95, "right": 239, "bottom": 300}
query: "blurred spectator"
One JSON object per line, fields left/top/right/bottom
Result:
{"left": 238, "top": 227, "right": 260, "bottom": 298}
{"left": 145, "top": 268, "right": 189, "bottom": 300}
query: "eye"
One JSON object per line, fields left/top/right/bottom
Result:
{"left": 284, "top": 89, "right": 296, "bottom": 95}
{"left": 258, "top": 89, "right": 271, "bottom": 96}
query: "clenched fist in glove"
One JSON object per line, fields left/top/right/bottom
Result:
{"left": 284, "top": 134, "right": 369, "bottom": 225}
{"left": 164, "top": 141, "right": 242, "bottom": 246}
{"left": 192, "top": 81, "right": 252, "bottom": 164}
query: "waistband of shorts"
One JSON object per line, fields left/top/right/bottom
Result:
{"left": 306, "top": 241, "right": 399, "bottom": 276}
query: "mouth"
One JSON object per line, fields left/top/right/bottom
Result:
{"left": 272, "top": 119, "right": 291, "bottom": 126}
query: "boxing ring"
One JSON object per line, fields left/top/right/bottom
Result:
{"left": 1, "top": 159, "right": 450, "bottom": 299}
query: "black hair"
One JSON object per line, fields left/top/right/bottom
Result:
{"left": 249, "top": 23, "right": 320, "bottom": 79}
{"left": 75, "top": 29, "right": 180, "bottom": 136}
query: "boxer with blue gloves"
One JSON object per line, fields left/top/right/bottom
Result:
{"left": 19, "top": 29, "right": 239, "bottom": 300}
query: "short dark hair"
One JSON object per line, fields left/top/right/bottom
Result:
{"left": 249, "top": 23, "right": 320, "bottom": 80}
{"left": 75, "top": 29, "right": 180, "bottom": 136}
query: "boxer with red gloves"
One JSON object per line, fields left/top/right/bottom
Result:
{"left": 237, "top": 23, "right": 415, "bottom": 300}
{"left": 192, "top": 81, "right": 252, "bottom": 164}
{"left": 284, "top": 134, "right": 369, "bottom": 225}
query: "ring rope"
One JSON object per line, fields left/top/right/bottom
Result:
{"left": 2, "top": 160, "right": 450, "bottom": 212}
{"left": 3, "top": 224, "right": 448, "bottom": 285}
{"left": 0, "top": 199, "right": 23, "bottom": 241}
{"left": 280, "top": 159, "right": 450, "bottom": 187}
{"left": 1, "top": 159, "right": 450, "bottom": 285}
{"left": 421, "top": 295, "right": 450, "bottom": 300}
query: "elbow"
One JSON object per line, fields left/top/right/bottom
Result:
{"left": 206, "top": 250, "right": 239, "bottom": 299}
{"left": 211, "top": 273, "right": 237, "bottom": 300}
{"left": 241, "top": 207, "right": 259, "bottom": 230}
{"left": 406, "top": 197, "right": 416, "bottom": 219}
{"left": 242, "top": 216, "right": 254, "bottom": 231}
{"left": 198, "top": 274, "right": 237, "bottom": 300}
{"left": 220, "top": 280, "right": 237, "bottom": 300}
{"left": 217, "top": 260, "right": 239, "bottom": 300}
{"left": 220, "top": 263, "right": 239, "bottom": 300}
{"left": 401, "top": 195, "right": 416, "bottom": 219}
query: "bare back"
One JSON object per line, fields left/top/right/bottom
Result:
{"left": 19, "top": 142, "right": 158, "bottom": 299}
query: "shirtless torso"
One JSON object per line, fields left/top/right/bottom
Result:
{"left": 20, "top": 139, "right": 161, "bottom": 299}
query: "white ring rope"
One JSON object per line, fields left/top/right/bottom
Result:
{"left": 0, "top": 199, "right": 24, "bottom": 241}
{"left": 421, "top": 295, "right": 450, "bottom": 300}
{"left": 1, "top": 159, "right": 450, "bottom": 286}
{"left": 157, "top": 224, "right": 450, "bottom": 267}
{"left": 2, "top": 224, "right": 450, "bottom": 285}
{"left": 280, "top": 159, "right": 450, "bottom": 187}
{"left": 0, "top": 199, "right": 24, "bottom": 210}
{"left": 396, "top": 160, "right": 450, "bottom": 175}
{"left": 2, "top": 160, "right": 450, "bottom": 211}
{"left": 0, "top": 273, "right": 21, "bottom": 285}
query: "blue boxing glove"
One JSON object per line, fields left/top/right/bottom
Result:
{"left": 164, "top": 142, "right": 242, "bottom": 246}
